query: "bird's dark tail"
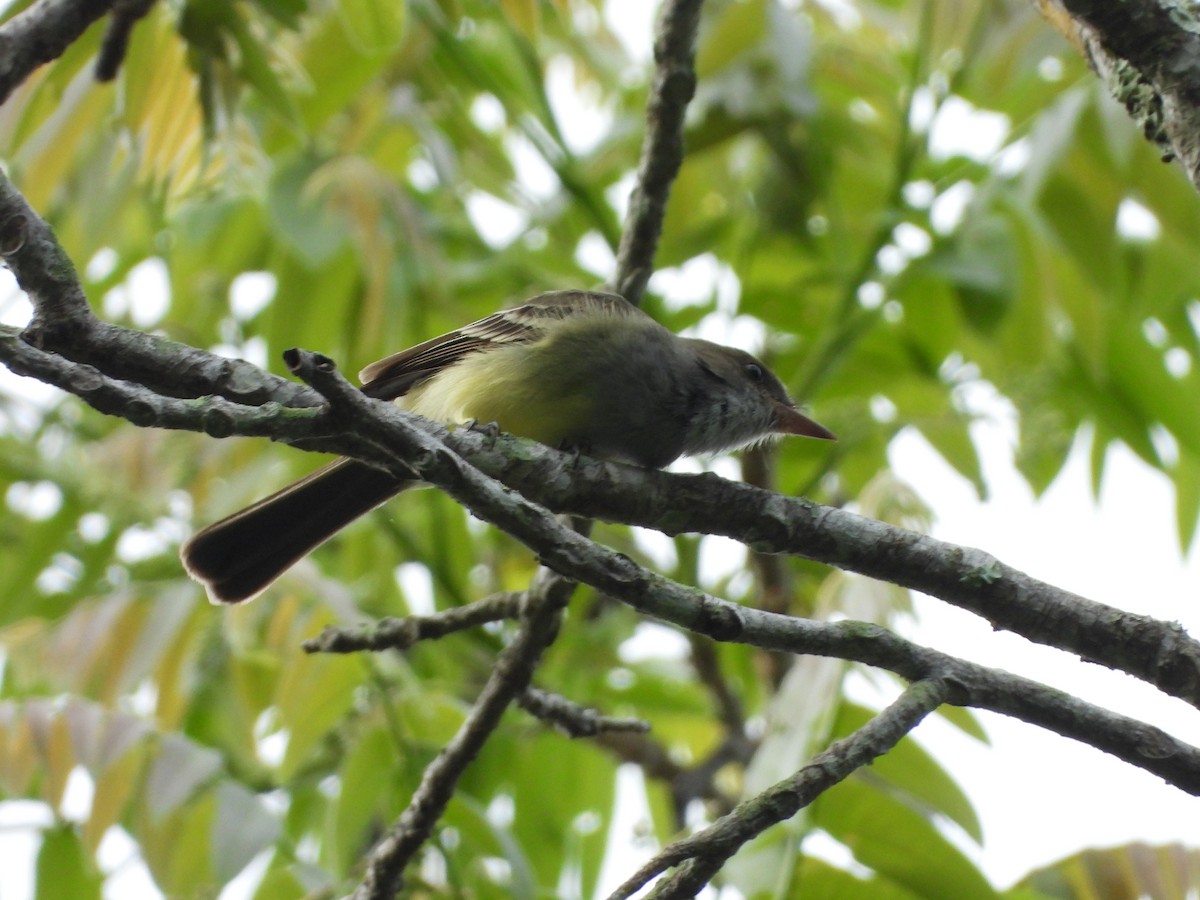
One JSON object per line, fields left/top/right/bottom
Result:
{"left": 181, "top": 459, "right": 405, "bottom": 603}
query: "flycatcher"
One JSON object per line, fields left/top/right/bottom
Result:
{"left": 182, "top": 290, "right": 835, "bottom": 603}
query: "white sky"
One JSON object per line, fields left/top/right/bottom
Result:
{"left": 890, "top": 416, "right": 1200, "bottom": 887}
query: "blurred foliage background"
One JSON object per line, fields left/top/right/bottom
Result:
{"left": 1, "top": 0, "right": 1198, "bottom": 896}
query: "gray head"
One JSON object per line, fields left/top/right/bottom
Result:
{"left": 682, "top": 340, "right": 835, "bottom": 456}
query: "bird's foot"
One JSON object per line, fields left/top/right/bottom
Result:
{"left": 465, "top": 419, "right": 502, "bottom": 447}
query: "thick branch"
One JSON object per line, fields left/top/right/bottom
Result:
{"left": 0, "top": 171, "right": 317, "bottom": 408}
{"left": 0, "top": 0, "right": 114, "bottom": 106}
{"left": 467, "top": 447, "right": 1200, "bottom": 710}
{"left": 9, "top": 325, "right": 1200, "bottom": 722}
{"left": 256, "top": 352, "right": 1200, "bottom": 794}
{"left": 8, "top": 298, "right": 1200, "bottom": 793}
{"left": 1040, "top": 0, "right": 1200, "bottom": 185}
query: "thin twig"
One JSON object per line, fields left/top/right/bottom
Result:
{"left": 0, "top": 170, "right": 318, "bottom": 409}
{"left": 607, "top": 680, "right": 950, "bottom": 900}
{"left": 353, "top": 572, "right": 575, "bottom": 899}
{"left": 0, "top": 325, "right": 328, "bottom": 439}
{"left": 611, "top": 0, "right": 704, "bottom": 303}
{"left": 303, "top": 592, "right": 527, "bottom": 653}
{"left": 741, "top": 445, "right": 796, "bottom": 688}
{"left": 518, "top": 687, "right": 650, "bottom": 738}
{"left": 688, "top": 633, "right": 745, "bottom": 734}
{"left": 95, "top": 0, "right": 157, "bottom": 81}
{"left": 593, "top": 728, "right": 749, "bottom": 825}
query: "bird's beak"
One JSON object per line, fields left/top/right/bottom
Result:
{"left": 775, "top": 403, "right": 836, "bottom": 441}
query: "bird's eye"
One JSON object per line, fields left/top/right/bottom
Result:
{"left": 744, "top": 362, "right": 764, "bottom": 382}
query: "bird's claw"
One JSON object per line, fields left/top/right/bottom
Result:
{"left": 465, "top": 419, "right": 502, "bottom": 445}
{"left": 559, "top": 440, "right": 590, "bottom": 468}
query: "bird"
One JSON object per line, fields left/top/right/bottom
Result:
{"left": 181, "top": 289, "right": 835, "bottom": 603}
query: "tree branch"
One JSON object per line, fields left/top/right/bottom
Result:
{"left": 517, "top": 687, "right": 651, "bottom": 738}
{"left": 461, "top": 445, "right": 1200, "bottom": 711}
{"left": 611, "top": 0, "right": 704, "bottom": 303}
{"left": 9, "top": 304, "right": 1200, "bottom": 739}
{"left": 352, "top": 570, "right": 574, "bottom": 899}
{"left": 0, "top": 0, "right": 115, "bottom": 106}
{"left": 15, "top": 329, "right": 1198, "bottom": 794}
{"left": 0, "top": 324, "right": 328, "bottom": 439}
{"left": 2, "top": 6, "right": 1200, "bottom": 891}
{"left": 4, "top": 187, "right": 1200, "bottom": 884}
{"left": 233, "top": 351, "right": 1200, "bottom": 795}
{"left": 607, "top": 679, "right": 950, "bottom": 899}
{"left": 1039, "top": 0, "right": 1200, "bottom": 184}
{"left": 8, "top": 321, "right": 1200, "bottom": 727}
{"left": 302, "top": 592, "right": 526, "bottom": 653}
{"left": 94, "top": 0, "right": 155, "bottom": 81}
{"left": 0, "top": 170, "right": 318, "bottom": 409}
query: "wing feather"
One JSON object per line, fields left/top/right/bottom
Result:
{"left": 359, "top": 290, "right": 641, "bottom": 400}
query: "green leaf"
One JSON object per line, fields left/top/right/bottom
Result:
{"left": 143, "top": 785, "right": 218, "bottom": 895}
{"left": 1016, "top": 842, "right": 1200, "bottom": 898}
{"left": 924, "top": 214, "right": 1018, "bottom": 335}
{"left": 254, "top": 0, "right": 308, "bottom": 29}
{"left": 1012, "top": 385, "right": 1077, "bottom": 497}
{"left": 1173, "top": 449, "right": 1200, "bottom": 551}
{"left": 445, "top": 794, "right": 540, "bottom": 899}
{"left": 36, "top": 825, "right": 102, "bottom": 900}
{"left": 266, "top": 155, "right": 354, "bottom": 265}
{"left": 329, "top": 725, "right": 400, "bottom": 877}
{"left": 1016, "top": 88, "right": 1088, "bottom": 204}
{"left": 695, "top": 0, "right": 767, "bottom": 76}
{"left": 251, "top": 863, "right": 309, "bottom": 899}
{"left": 212, "top": 782, "right": 281, "bottom": 882}
{"left": 934, "top": 704, "right": 989, "bottom": 743}
{"left": 832, "top": 704, "right": 983, "bottom": 842}
{"left": 275, "top": 652, "right": 359, "bottom": 780}
{"left": 145, "top": 734, "right": 223, "bottom": 821}
{"left": 790, "top": 855, "right": 923, "bottom": 899}
{"left": 227, "top": 11, "right": 299, "bottom": 122}
{"left": 338, "top": 0, "right": 407, "bottom": 53}
{"left": 921, "top": 414, "right": 986, "bottom": 499}
{"left": 894, "top": 271, "right": 962, "bottom": 370}
{"left": 815, "top": 778, "right": 997, "bottom": 898}
{"left": 470, "top": 730, "right": 615, "bottom": 896}
{"left": 1106, "top": 320, "right": 1200, "bottom": 459}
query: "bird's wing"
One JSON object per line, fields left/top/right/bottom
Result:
{"left": 359, "top": 290, "right": 641, "bottom": 399}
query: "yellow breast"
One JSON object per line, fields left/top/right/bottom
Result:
{"left": 400, "top": 342, "right": 593, "bottom": 447}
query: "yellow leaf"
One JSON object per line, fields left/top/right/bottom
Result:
{"left": 502, "top": 0, "right": 541, "bottom": 36}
